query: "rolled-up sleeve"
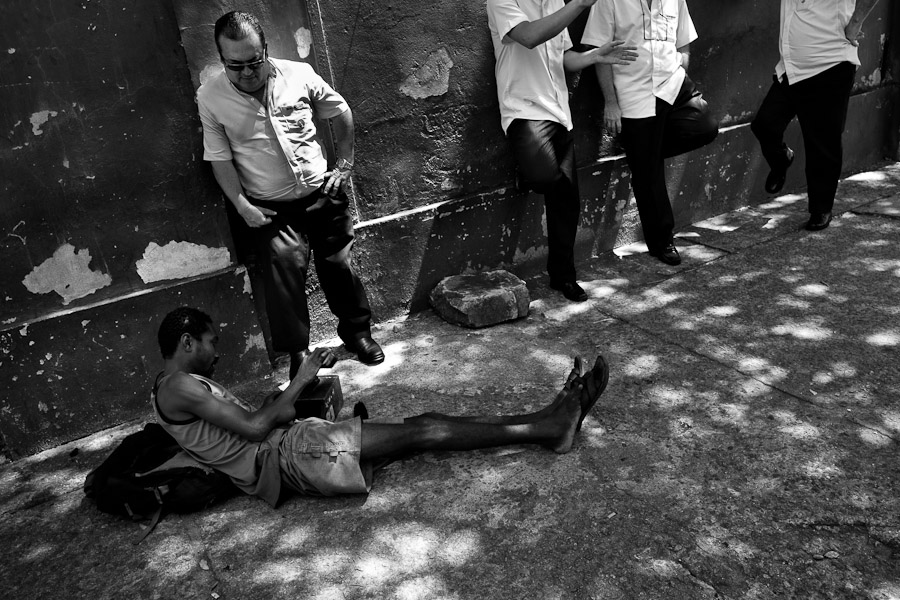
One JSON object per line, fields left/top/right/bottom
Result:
{"left": 580, "top": 1, "right": 615, "bottom": 48}
{"left": 198, "top": 91, "right": 233, "bottom": 162}
{"left": 487, "top": 0, "right": 530, "bottom": 43}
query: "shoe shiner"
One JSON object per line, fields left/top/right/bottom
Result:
{"left": 153, "top": 306, "right": 609, "bottom": 504}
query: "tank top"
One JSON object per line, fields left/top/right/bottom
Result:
{"left": 152, "top": 372, "right": 285, "bottom": 507}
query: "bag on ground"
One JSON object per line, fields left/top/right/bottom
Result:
{"left": 84, "top": 422, "right": 237, "bottom": 522}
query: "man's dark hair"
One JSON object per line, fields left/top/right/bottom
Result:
{"left": 214, "top": 11, "right": 266, "bottom": 54}
{"left": 158, "top": 307, "right": 213, "bottom": 358}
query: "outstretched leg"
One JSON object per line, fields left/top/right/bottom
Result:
{"left": 417, "top": 356, "right": 586, "bottom": 425}
{"left": 360, "top": 384, "right": 582, "bottom": 460}
{"left": 360, "top": 356, "right": 607, "bottom": 461}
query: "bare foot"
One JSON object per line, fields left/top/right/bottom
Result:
{"left": 543, "top": 382, "right": 583, "bottom": 454}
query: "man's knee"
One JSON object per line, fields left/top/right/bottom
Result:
{"left": 699, "top": 112, "right": 719, "bottom": 146}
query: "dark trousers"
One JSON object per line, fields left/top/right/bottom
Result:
{"left": 750, "top": 62, "right": 855, "bottom": 214}
{"left": 506, "top": 119, "right": 580, "bottom": 284}
{"left": 251, "top": 189, "right": 372, "bottom": 353}
{"left": 620, "top": 75, "right": 718, "bottom": 252}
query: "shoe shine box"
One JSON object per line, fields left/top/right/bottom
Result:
{"left": 293, "top": 375, "right": 343, "bottom": 421}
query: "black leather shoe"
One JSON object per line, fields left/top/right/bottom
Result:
{"left": 649, "top": 243, "right": 682, "bottom": 266}
{"left": 805, "top": 211, "right": 832, "bottom": 231}
{"left": 550, "top": 280, "right": 588, "bottom": 302}
{"left": 765, "top": 146, "right": 794, "bottom": 194}
{"left": 346, "top": 336, "right": 385, "bottom": 365}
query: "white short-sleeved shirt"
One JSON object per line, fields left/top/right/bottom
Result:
{"left": 582, "top": 0, "right": 697, "bottom": 119}
{"left": 487, "top": 0, "right": 574, "bottom": 133}
{"left": 198, "top": 58, "right": 348, "bottom": 201}
{"left": 776, "top": 0, "right": 860, "bottom": 84}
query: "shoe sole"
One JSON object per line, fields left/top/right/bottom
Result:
{"left": 576, "top": 355, "right": 609, "bottom": 432}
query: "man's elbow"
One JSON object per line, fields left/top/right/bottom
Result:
{"left": 245, "top": 421, "right": 274, "bottom": 443}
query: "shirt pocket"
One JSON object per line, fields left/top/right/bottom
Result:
{"left": 658, "top": 0, "right": 679, "bottom": 42}
{"left": 273, "top": 100, "right": 316, "bottom": 138}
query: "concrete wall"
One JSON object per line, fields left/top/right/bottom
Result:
{"left": 1, "top": 0, "right": 897, "bottom": 458}
{"left": 0, "top": 0, "right": 269, "bottom": 458}
{"left": 310, "top": 0, "right": 899, "bottom": 318}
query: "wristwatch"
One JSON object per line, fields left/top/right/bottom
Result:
{"left": 335, "top": 158, "right": 354, "bottom": 171}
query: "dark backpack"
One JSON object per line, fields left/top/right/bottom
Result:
{"left": 84, "top": 422, "right": 238, "bottom": 540}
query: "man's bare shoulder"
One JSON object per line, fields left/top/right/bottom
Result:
{"left": 157, "top": 372, "right": 213, "bottom": 404}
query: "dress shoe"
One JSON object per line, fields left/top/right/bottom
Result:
{"left": 765, "top": 146, "right": 794, "bottom": 194}
{"left": 805, "top": 211, "right": 832, "bottom": 231}
{"left": 649, "top": 243, "right": 681, "bottom": 266}
{"left": 346, "top": 336, "right": 385, "bottom": 365}
{"left": 550, "top": 280, "right": 588, "bottom": 302}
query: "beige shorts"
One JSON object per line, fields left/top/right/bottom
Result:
{"left": 278, "top": 417, "right": 372, "bottom": 496}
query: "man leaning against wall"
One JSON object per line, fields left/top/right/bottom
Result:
{"left": 750, "top": 0, "right": 881, "bottom": 232}
{"left": 486, "top": 0, "right": 637, "bottom": 302}
{"left": 197, "top": 11, "right": 384, "bottom": 379}
{"left": 582, "top": 0, "right": 718, "bottom": 267}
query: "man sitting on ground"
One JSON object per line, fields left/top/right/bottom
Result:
{"left": 152, "top": 307, "right": 609, "bottom": 504}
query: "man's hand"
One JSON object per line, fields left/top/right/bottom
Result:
{"left": 573, "top": 0, "right": 599, "bottom": 7}
{"left": 238, "top": 203, "right": 277, "bottom": 228}
{"left": 604, "top": 102, "right": 623, "bottom": 136}
{"left": 585, "top": 40, "right": 638, "bottom": 66}
{"left": 322, "top": 164, "right": 352, "bottom": 198}
{"left": 293, "top": 347, "right": 336, "bottom": 386}
{"left": 845, "top": 20, "right": 864, "bottom": 46}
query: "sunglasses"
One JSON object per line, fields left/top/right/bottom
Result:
{"left": 222, "top": 47, "right": 267, "bottom": 72}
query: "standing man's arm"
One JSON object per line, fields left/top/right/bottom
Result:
{"left": 596, "top": 64, "right": 623, "bottom": 135}
{"left": 675, "top": 0, "right": 699, "bottom": 70}
{"left": 563, "top": 42, "right": 638, "bottom": 72}
{"left": 322, "top": 108, "right": 355, "bottom": 197}
{"left": 845, "top": 0, "right": 881, "bottom": 46}
{"left": 209, "top": 160, "right": 277, "bottom": 227}
{"left": 505, "top": 0, "right": 598, "bottom": 49}
{"left": 198, "top": 95, "right": 276, "bottom": 228}
{"left": 677, "top": 44, "right": 690, "bottom": 70}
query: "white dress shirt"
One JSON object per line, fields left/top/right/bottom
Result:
{"left": 775, "top": 0, "right": 860, "bottom": 84}
{"left": 198, "top": 58, "right": 348, "bottom": 201}
{"left": 582, "top": 0, "right": 697, "bottom": 119}
{"left": 487, "top": 0, "right": 574, "bottom": 133}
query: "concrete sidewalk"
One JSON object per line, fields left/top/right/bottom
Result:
{"left": 2, "top": 163, "right": 900, "bottom": 600}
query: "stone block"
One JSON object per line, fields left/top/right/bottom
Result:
{"left": 429, "top": 270, "right": 530, "bottom": 328}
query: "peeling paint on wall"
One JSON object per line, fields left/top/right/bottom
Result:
{"left": 861, "top": 69, "right": 882, "bottom": 87}
{"left": 30, "top": 110, "right": 58, "bottom": 135}
{"left": 135, "top": 241, "right": 232, "bottom": 284}
{"left": 294, "top": 27, "right": 312, "bottom": 58}
{"left": 242, "top": 332, "right": 266, "bottom": 355}
{"left": 400, "top": 48, "right": 454, "bottom": 99}
{"left": 23, "top": 244, "right": 112, "bottom": 305}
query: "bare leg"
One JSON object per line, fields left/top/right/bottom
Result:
{"left": 360, "top": 382, "right": 583, "bottom": 461}
{"left": 417, "top": 356, "right": 586, "bottom": 425}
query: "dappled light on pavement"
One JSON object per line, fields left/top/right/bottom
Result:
{"left": 2, "top": 165, "right": 900, "bottom": 599}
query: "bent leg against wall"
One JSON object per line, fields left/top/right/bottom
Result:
{"left": 507, "top": 119, "right": 579, "bottom": 284}
{"left": 662, "top": 76, "right": 719, "bottom": 159}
